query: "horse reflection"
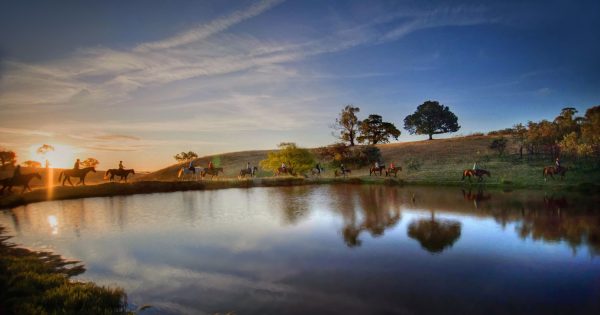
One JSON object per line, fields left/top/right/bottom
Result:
{"left": 462, "top": 188, "right": 492, "bottom": 209}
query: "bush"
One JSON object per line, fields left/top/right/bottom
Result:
{"left": 404, "top": 158, "right": 423, "bottom": 171}
{"left": 260, "top": 143, "right": 315, "bottom": 175}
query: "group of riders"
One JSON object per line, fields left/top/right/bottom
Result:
{"left": 8, "top": 158, "right": 126, "bottom": 183}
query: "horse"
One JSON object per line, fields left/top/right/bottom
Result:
{"left": 461, "top": 169, "right": 491, "bottom": 182}
{"left": 334, "top": 168, "right": 351, "bottom": 178}
{"left": 177, "top": 167, "right": 203, "bottom": 181}
{"left": 369, "top": 165, "right": 385, "bottom": 176}
{"left": 311, "top": 167, "right": 324, "bottom": 177}
{"left": 201, "top": 167, "right": 223, "bottom": 180}
{"left": 385, "top": 166, "right": 402, "bottom": 177}
{"left": 1, "top": 173, "right": 42, "bottom": 194}
{"left": 104, "top": 169, "right": 135, "bottom": 182}
{"left": 275, "top": 167, "right": 295, "bottom": 176}
{"left": 239, "top": 166, "right": 258, "bottom": 178}
{"left": 543, "top": 166, "right": 567, "bottom": 181}
{"left": 58, "top": 167, "right": 96, "bottom": 186}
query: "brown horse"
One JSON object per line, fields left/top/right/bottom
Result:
{"left": 543, "top": 166, "right": 567, "bottom": 181}
{"left": 369, "top": 165, "right": 385, "bottom": 176}
{"left": 201, "top": 167, "right": 223, "bottom": 180}
{"left": 462, "top": 169, "right": 491, "bottom": 182}
{"left": 59, "top": 167, "right": 96, "bottom": 186}
{"left": 105, "top": 169, "right": 135, "bottom": 182}
{"left": 385, "top": 166, "right": 402, "bottom": 177}
{"left": 275, "top": 167, "right": 295, "bottom": 176}
{"left": 1, "top": 173, "right": 42, "bottom": 194}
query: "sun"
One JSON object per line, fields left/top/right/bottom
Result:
{"left": 29, "top": 144, "right": 78, "bottom": 169}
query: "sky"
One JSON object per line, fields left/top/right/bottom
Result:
{"left": 0, "top": 0, "right": 599, "bottom": 170}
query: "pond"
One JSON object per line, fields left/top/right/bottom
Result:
{"left": 1, "top": 185, "right": 599, "bottom": 315}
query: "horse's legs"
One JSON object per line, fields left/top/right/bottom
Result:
{"left": 67, "top": 177, "right": 74, "bottom": 186}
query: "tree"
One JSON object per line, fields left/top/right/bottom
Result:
{"left": 512, "top": 123, "right": 527, "bottom": 158}
{"left": 554, "top": 107, "right": 582, "bottom": 138}
{"left": 489, "top": 138, "right": 508, "bottom": 156}
{"left": 81, "top": 158, "right": 100, "bottom": 168}
{"left": 581, "top": 105, "right": 600, "bottom": 156}
{"left": 356, "top": 114, "right": 401, "bottom": 145}
{"left": 403, "top": 101, "right": 460, "bottom": 140}
{"left": 260, "top": 143, "right": 315, "bottom": 175}
{"left": 22, "top": 160, "right": 42, "bottom": 168}
{"left": 0, "top": 150, "right": 17, "bottom": 169}
{"left": 36, "top": 144, "right": 55, "bottom": 168}
{"left": 174, "top": 151, "right": 198, "bottom": 162}
{"left": 332, "top": 105, "right": 360, "bottom": 146}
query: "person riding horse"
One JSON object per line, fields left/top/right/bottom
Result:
{"left": 555, "top": 157, "right": 561, "bottom": 171}
{"left": 74, "top": 159, "right": 81, "bottom": 170}
{"left": 315, "top": 163, "right": 321, "bottom": 174}
{"left": 119, "top": 161, "right": 125, "bottom": 170}
{"left": 247, "top": 162, "right": 251, "bottom": 173}
{"left": 188, "top": 160, "right": 195, "bottom": 174}
{"left": 12, "top": 165, "right": 21, "bottom": 179}
{"left": 389, "top": 162, "right": 396, "bottom": 170}
{"left": 208, "top": 161, "right": 214, "bottom": 170}
{"left": 281, "top": 162, "right": 287, "bottom": 171}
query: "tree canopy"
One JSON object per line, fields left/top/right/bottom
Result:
{"left": 174, "top": 151, "right": 198, "bottom": 162}
{"left": 81, "top": 158, "right": 100, "bottom": 168}
{"left": 331, "top": 105, "right": 361, "bottom": 146}
{"left": 260, "top": 142, "right": 315, "bottom": 175}
{"left": 0, "top": 150, "right": 17, "bottom": 169}
{"left": 357, "top": 114, "right": 400, "bottom": 145}
{"left": 21, "top": 160, "right": 41, "bottom": 168}
{"left": 403, "top": 101, "right": 460, "bottom": 140}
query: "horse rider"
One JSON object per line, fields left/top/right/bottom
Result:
{"left": 340, "top": 163, "right": 345, "bottom": 174}
{"left": 281, "top": 162, "right": 286, "bottom": 171}
{"left": 472, "top": 161, "right": 479, "bottom": 171}
{"left": 74, "top": 159, "right": 81, "bottom": 170}
{"left": 188, "top": 160, "right": 195, "bottom": 173}
{"left": 208, "top": 161, "right": 214, "bottom": 170}
{"left": 375, "top": 161, "right": 380, "bottom": 169}
{"left": 315, "top": 162, "right": 321, "bottom": 174}
{"left": 12, "top": 165, "right": 21, "bottom": 180}
{"left": 247, "top": 162, "right": 251, "bottom": 173}
{"left": 119, "top": 161, "right": 125, "bottom": 170}
{"left": 555, "top": 157, "right": 561, "bottom": 171}
{"left": 389, "top": 162, "right": 395, "bottom": 170}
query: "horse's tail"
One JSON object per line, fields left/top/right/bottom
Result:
{"left": 177, "top": 168, "right": 183, "bottom": 179}
{"left": 104, "top": 169, "right": 111, "bottom": 180}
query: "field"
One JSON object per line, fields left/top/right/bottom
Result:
{"left": 1, "top": 135, "right": 599, "bottom": 209}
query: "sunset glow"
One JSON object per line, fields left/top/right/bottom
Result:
{"left": 29, "top": 144, "right": 78, "bottom": 169}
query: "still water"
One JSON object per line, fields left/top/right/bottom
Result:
{"left": 1, "top": 185, "right": 599, "bottom": 315}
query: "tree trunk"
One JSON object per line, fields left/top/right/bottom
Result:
{"left": 428, "top": 134, "right": 433, "bottom": 140}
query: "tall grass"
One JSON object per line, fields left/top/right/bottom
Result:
{"left": 0, "top": 227, "right": 131, "bottom": 315}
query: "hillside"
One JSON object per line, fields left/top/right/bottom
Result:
{"left": 139, "top": 135, "right": 599, "bottom": 187}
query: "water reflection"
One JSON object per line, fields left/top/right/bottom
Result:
{"left": 1, "top": 185, "right": 599, "bottom": 314}
{"left": 407, "top": 211, "right": 462, "bottom": 253}
{"left": 328, "top": 185, "right": 401, "bottom": 247}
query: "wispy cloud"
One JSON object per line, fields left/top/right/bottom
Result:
{"left": 0, "top": 127, "right": 54, "bottom": 137}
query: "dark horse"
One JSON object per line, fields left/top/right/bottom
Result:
{"left": 0, "top": 173, "right": 42, "bottom": 194}
{"left": 334, "top": 168, "right": 351, "bottom": 178}
{"left": 239, "top": 166, "right": 258, "bottom": 178}
{"left": 543, "top": 166, "right": 567, "bottom": 181}
{"left": 59, "top": 167, "right": 96, "bottom": 186}
{"left": 462, "top": 169, "right": 491, "bottom": 182}
{"left": 385, "top": 166, "right": 402, "bottom": 177}
{"left": 105, "top": 169, "right": 135, "bottom": 182}
{"left": 369, "top": 165, "right": 385, "bottom": 176}
{"left": 275, "top": 167, "right": 295, "bottom": 176}
{"left": 201, "top": 167, "right": 223, "bottom": 180}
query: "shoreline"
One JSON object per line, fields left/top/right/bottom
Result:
{"left": 2, "top": 177, "right": 598, "bottom": 209}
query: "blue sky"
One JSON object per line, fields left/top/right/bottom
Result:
{"left": 0, "top": 0, "right": 599, "bottom": 169}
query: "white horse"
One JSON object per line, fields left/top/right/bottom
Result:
{"left": 177, "top": 167, "right": 204, "bottom": 181}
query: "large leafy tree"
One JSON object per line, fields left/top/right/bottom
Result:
{"left": 260, "top": 143, "right": 315, "bottom": 175}
{"left": 174, "top": 151, "right": 198, "bottom": 162}
{"left": 331, "top": 105, "right": 360, "bottom": 146}
{"left": 404, "top": 101, "right": 460, "bottom": 140}
{"left": 0, "top": 150, "right": 17, "bottom": 169}
{"left": 22, "top": 160, "right": 42, "bottom": 168}
{"left": 357, "top": 114, "right": 401, "bottom": 145}
{"left": 81, "top": 158, "right": 100, "bottom": 168}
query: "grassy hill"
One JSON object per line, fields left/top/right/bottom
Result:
{"left": 140, "top": 135, "right": 599, "bottom": 188}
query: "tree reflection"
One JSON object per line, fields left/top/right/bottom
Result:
{"left": 269, "top": 186, "right": 312, "bottom": 225}
{"left": 407, "top": 211, "right": 462, "bottom": 254}
{"left": 329, "top": 185, "right": 402, "bottom": 247}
